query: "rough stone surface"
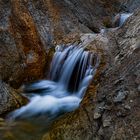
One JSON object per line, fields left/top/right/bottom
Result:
{"left": 0, "top": 0, "right": 127, "bottom": 115}
{"left": 1, "top": 0, "right": 139, "bottom": 89}
{"left": 0, "top": 0, "right": 140, "bottom": 139}
{"left": 45, "top": 10, "right": 140, "bottom": 140}
{"left": 113, "top": 90, "right": 128, "bottom": 103}
{"left": 0, "top": 0, "right": 47, "bottom": 89}
{"left": 0, "top": 80, "right": 28, "bottom": 115}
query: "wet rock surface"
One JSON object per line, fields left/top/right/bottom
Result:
{"left": 0, "top": 0, "right": 139, "bottom": 88}
{"left": 0, "top": 0, "right": 47, "bottom": 89}
{"left": 0, "top": 80, "right": 28, "bottom": 115}
{"left": 0, "top": 0, "right": 126, "bottom": 86}
{"left": 45, "top": 10, "right": 140, "bottom": 140}
{"left": 0, "top": 0, "right": 140, "bottom": 140}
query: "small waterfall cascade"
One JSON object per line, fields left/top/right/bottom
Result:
{"left": 119, "top": 13, "right": 133, "bottom": 26}
{"left": 100, "top": 13, "right": 133, "bottom": 34}
{"left": 8, "top": 45, "right": 99, "bottom": 120}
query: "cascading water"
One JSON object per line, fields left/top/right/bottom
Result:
{"left": 100, "top": 13, "right": 133, "bottom": 34}
{"left": 8, "top": 44, "right": 99, "bottom": 120}
{"left": 119, "top": 13, "right": 133, "bottom": 26}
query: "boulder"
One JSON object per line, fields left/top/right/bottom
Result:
{"left": 0, "top": 0, "right": 47, "bottom": 88}
{"left": 0, "top": 80, "right": 28, "bottom": 115}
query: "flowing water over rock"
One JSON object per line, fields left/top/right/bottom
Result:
{"left": 8, "top": 44, "right": 99, "bottom": 120}
{"left": 119, "top": 13, "right": 133, "bottom": 26}
{"left": 100, "top": 13, "right": 133, "bottom": 34}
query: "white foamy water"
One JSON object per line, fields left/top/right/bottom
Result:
{"left": 100, "top": 13, "right": 133, "bottom": 34}
{"left": 119, "top": 13, "right": 133, "bottom": 26}
{"left": 8, "top": 45, "right": 99, "bottom": 120}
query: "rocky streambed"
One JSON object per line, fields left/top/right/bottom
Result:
{"left": 0, "top": 0, "right": 140, "bottom": 140}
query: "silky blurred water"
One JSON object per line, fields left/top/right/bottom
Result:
{"left": 8, "top": 45, "right": 99, "bottom": 120}
{"left": 0, "top": 44, "right": 99, "bottom": 140}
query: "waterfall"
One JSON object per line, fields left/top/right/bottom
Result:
{"left": 8, "top": 45, "right": 99, "bottom": 120}
{"left": 119, "top": 13, "right": 132, "bottom": 26}
{"left": 100, "top": 13, "right": 133, "bottom": 34}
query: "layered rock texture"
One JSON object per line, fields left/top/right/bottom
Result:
{"left": 0, "top": 0, "right": 140, "bottom": 139}
{"left": 0, "top": 81, "right": 28, "bottom": 115}
{"left": 44, "top": 10, "right": 140, "bottom": 140}
{"left": 0, "top": 0, "right": 139, "bottom": 88}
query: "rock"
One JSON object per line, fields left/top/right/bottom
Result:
{"left": 124, "top": 104, "right": 131, "bottom": 110}
{"left": 45, "top": 9, "right": 140, "bottom": 140}
{"left": 120, "top": 0, "right": 140, "bottom": 12}
{"left": 0, "top": 80, "right": 28, "bottom": 115}
{"left": 138, "top": 85, "right": 140, "bottom": 92}
{"left": 0, "top": 0, "right": 47, "bottom": 88}
{"left": 114, "top": 90, "right": 128, "bottom": 103}
{"left": 94, "top": 112, "right": 102, "bottom": 120}
{"left": 112, "top": 14, "right": 121, "bottom": 27}
{"left": 0, "top": 117, "right": 5, "bottom": 127}
{"left": 94, "top": 102, "right": 105, "bottom": 119}
{"left": 0, "top": 0, "right": 119, "bottom": 117}
{"left": 98, "top": 127, "right": 104, "bottom": 137}
{"left": 0, "top": 0, "right": 140, "bottom": 139}
{"left": 134, "top": 70, "right": 140, "bottom": 85}
{"left": 0, "top": 0, "right": 139, "bottom": 89}
{"left": 42, "top": 133, "right": 51, "bottom": 140}
{"left": 0, "top": 118, "right": 4, "bottom": 122}
{"left": 55, "top": 0, "right": 120, "bottom": 32}
{"left": 3, "top": 131, "right": 16, "bottom": 140}
{"left": 103, "top": 17, "right": 113, "bottom": 28}
{"left": 103, "top": 116, "right": 112, "bottom": 127}
{"left": 130, "top": 100, "right": 133, "bottom": 103}
{"left": 0, "top": 0, "right": 127, "bottom": 89}
{"left": 116, "top": 109, "right": 128, "bottom": 117}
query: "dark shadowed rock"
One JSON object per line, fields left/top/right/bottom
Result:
{"left": 94, "top": 102, "right": 105, "bottom": 119}
{"left": 0, "top": 0, "right": 47, "bottom": 89}
{"left": 0, "top": 80, "right": 28, "bottom": 115}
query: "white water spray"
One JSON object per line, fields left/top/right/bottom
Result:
{"left": 8, "top": 45, "right": 99, "bottom": 120}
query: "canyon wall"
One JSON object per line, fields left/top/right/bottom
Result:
{"left": 0, "top": 0, "right": 140, "bottom": 139}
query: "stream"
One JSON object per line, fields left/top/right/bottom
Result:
{"left": 0, "top": 44, "right": 99, "bottom": 140}
{"left": 0, "top": 12, "right": 133, "bottom": 140}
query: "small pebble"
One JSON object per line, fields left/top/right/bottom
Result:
{"left": 124, "top": 105, "right": 131, "bottom": 110}
{"left": 114, "top": 91, "right": 128, "bottom": 103}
